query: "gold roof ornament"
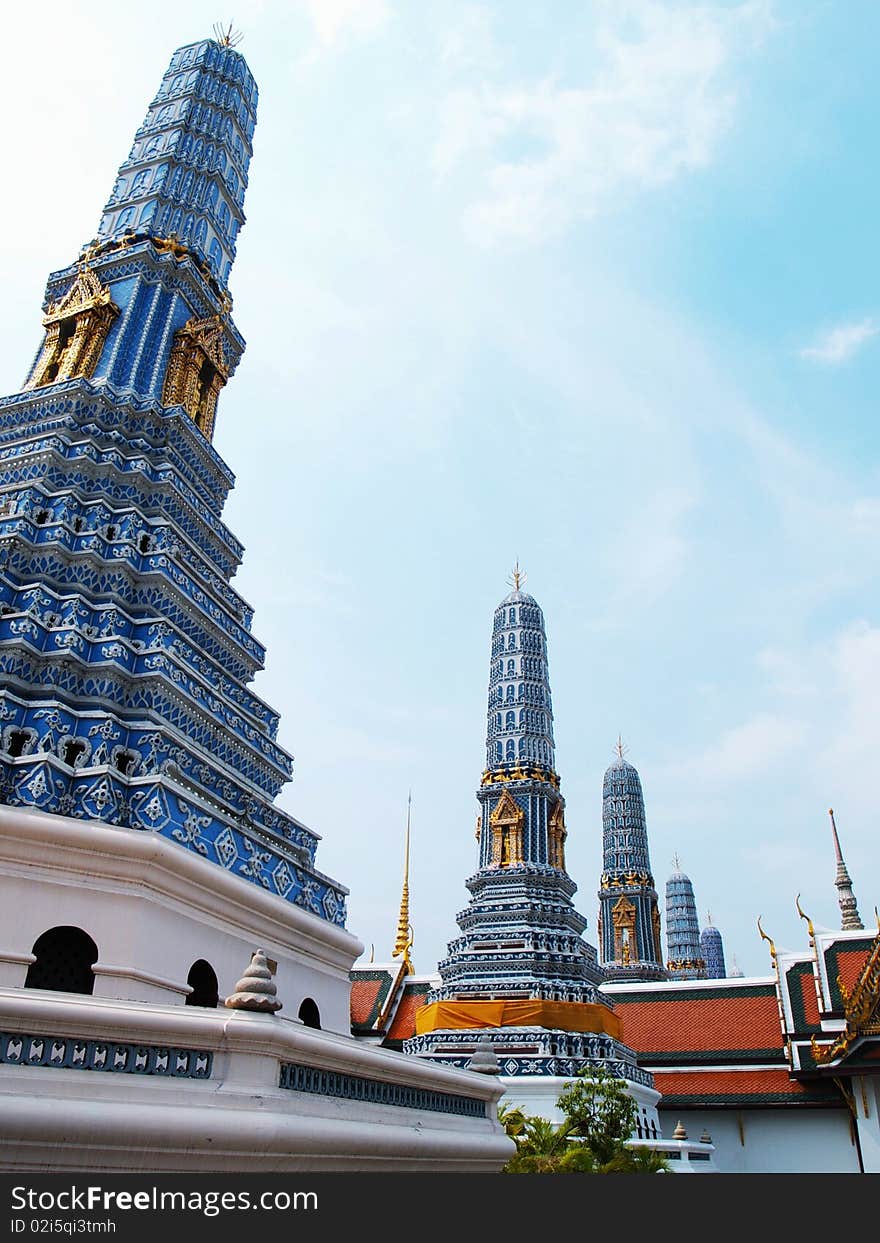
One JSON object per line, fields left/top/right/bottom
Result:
{"left": 213, "top": 21, "right": 243, "bottom": 48}
{"left": 507, "top": 560, "right": 526, "bottom": 593}
{"left": 756, "top": 915, "right": 777, "bottom": 964}
{"left": 795, "top": 893, "right": 816, "bottom": 945}
{"left": 811, "top": 924, "right": 880, "bottom": 1066}
{"left": 392, "top": 792, "right": 414, "bottom": 974}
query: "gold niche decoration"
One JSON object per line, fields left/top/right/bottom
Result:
{"left": 612, "top": 896, "right": 636, "bottom": 965}
{"left": 651, "top": 901, "right": 663, "bottom": 962}
{"left": 489, "top": 789, "right": 524, "bottom": 868}
{"left": 26, "top": 267, "right": 119, "bottom": 390}
{"left": 161, "top": 314, "right": 230, "bottom": 439}
{"left": 548, "top": 801, "right": 567, "bottom": 870}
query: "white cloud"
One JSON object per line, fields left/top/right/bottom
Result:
{"left": 434, "top": 1, "right": 771, "bottom": 244}
{"left": 301, "top": 0, "right": 389, "bottom": 45}
{"left": 673, "top": 712, "right": 806, "bottom": 784}
{"left": 799, "top": 318, "right": 879, "bottom": 365}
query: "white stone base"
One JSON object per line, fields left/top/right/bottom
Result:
{"left": 0, "top": 988, "right": 512, "bottom": 1172}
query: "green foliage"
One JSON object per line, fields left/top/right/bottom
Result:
{"left": 497, "top": 1067, "right": 669, "bottom": 1175}
{"left": 555, "top": 1066, "right": 639, "bottom": 1165}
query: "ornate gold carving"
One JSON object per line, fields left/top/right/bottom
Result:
{"left": 612, "top": 896, "right": 636, "bottom": 965}
{"left": 652, "top": 901, "right": 662, "bottom": 961}
{"left": 480, "top": 765, "right": 560, "bottom": 790}
{"left": 161, "top": 314, "right": 229, "bottom": 439}
{"left": 26, "top": 267, "right": 119, "bottom": 390}
{"left": 548, "top": 801, "right": 566, "bottom": 870}
{"left": 812, "top": 927, "right": 880, "bottom": 1066}
{"left": 489, "top": 789, "right": 524, "bottom": 868}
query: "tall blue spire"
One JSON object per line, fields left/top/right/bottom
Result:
{"left": 485, "top": 570, "right": 555, "bottom": 776}
{"left": 96, "top": 40, "right": 256, "bottom": 289}
{"left": 23, "top": 39, "right": 255, "bottom": 432}
{"left": 0, "top": 38, "right": 348, "bottom": 927}
{"left": 405, "top": 575, "right": 654, "bottom": 1100}
{"left": 597, "top": 743, "right": 666, "bottom": 982}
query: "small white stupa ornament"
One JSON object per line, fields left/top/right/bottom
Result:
{"left": 224, "top": 948, "right": 282, "bottom": 1013}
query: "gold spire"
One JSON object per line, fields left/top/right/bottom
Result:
{"left": 392, "top": 792, "right": 414, "bottom": 974}
{"left": 213, "top": 21, "right": 243, "bottom": 48}
{"left": 507, "top": 560, "right": 526, "bottom": 592}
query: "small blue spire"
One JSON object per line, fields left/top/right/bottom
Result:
{"left": 700, "top": 915, "right": 727, "bottom": 979}
{"left": 665, "top": 863, "right": 707, "bottom": 980}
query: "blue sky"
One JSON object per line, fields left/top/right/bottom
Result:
{"left": 2, "top": 0, "right": 879, "bottom": 978}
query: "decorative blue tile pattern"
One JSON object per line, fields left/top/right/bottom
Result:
{"left": 279, "top": 1062, "right": 487, "bottom": 1117}
{"left": 0, "top": 40, "right": 348, "bottom": 927}
{"left": 700, "top": 921, "right": 727, "bottom": 979}
{"left": 665, "top": 868, "right": 707, "bottom": 980}
{"left": 0, "top": 1030, "right": 212, "bottom": 1078}
{"left": 597, "top": 755, "right": 667, "bottom": 982}
{"left": 404, "top": 583, "right": 652, "bottom": 1088}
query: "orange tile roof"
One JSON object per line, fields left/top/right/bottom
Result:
{"left": 386, "top": 982, "right": 431, "bottom": 1042}
{"left": 835, "top": 948, "right": 872, "bottom": 996}
{"left": 350, "top": 976, "right": 387, "bottom": 1027}
{"left": 798, "top": 972, "right": 821, "bottom": 1028}
{"left": 653, "top": 1068, "right": 837, "bottom": 1104}
{"left": 616, "top": 991, "right": 784, "bottom": 1055}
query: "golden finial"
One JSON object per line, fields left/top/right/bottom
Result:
{"left": 507, "top": 560, "right": 526, "bottom": 593}
{"left": 757, "top": 915, "right": 777, "bottom": 961}
{"left": 212, "top": 21, "right": 243, "bottom": 48}
{"left": 795, "top": 893, "right": 815, "bottom": 943}
{"left": 392, "top": 792, "right": 414, "bottom": 974}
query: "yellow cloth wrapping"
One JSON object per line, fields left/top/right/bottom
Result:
{"left": 415, "top": 998, "right": 621, "bottom": 1039}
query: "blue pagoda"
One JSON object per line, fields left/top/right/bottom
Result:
{"left": 0, "top": 36, "right": 347, "bottom": 927}
{"left": 405, "top": 572, "right": 651, "bottom": 1094}
{"left": 700, "top": 915, "right": 726, "bottom": 979}
{"left": 597, "top": 744, "right": 666, "bottom": 982}
{"left": 665, "top": 862, "right": 707, "bottom": 980}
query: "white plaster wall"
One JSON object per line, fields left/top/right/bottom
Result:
{"left": 665, "top": 1108, "right": 860, "bottom": 1173}
{"left": 854, "top": 1074, "right": 880, "bottom": 1173}
{"left": 0, "top": 806, "right": 361, "bottom": 1033}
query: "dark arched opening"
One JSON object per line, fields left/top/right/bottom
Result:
{"left": 298, "top": 997, "right": 321, "bottom": 1029}
{"left": 185, "top": 959, "right": 219, "bottom": 1008}
{"left": 24, "top": 926, "right": 98, "bottom": 995}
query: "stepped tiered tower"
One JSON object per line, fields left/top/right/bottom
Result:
{"left": 597, "top": 745, "right": 666, "bottom": 982}
{"left": 405, "top": 574, "right": 657, "bottom": 1122}
{"left": 665, "top": 863, "right": 707, "bottom": 980}
{"left": 0, "top": 37, "right": 514, "bottom": 1172}
{"left": 0, "top": 37, "right": 347, "bottom": 926}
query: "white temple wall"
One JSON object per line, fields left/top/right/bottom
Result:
{"left": 853, "top": 1074, "right": 880, "bottom": 1173}
{"left": 666, "top": 1107, "right": 860, "bottom": 1173}
{"left": 0, "top": 806, "right": 361, "bottom": 1034}
{"left": 0, "top": 988, "right": 512, "bottom": 1172}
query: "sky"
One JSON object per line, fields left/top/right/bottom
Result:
{"left": 1, "top": 0, "right": 879, "bottom": 979}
